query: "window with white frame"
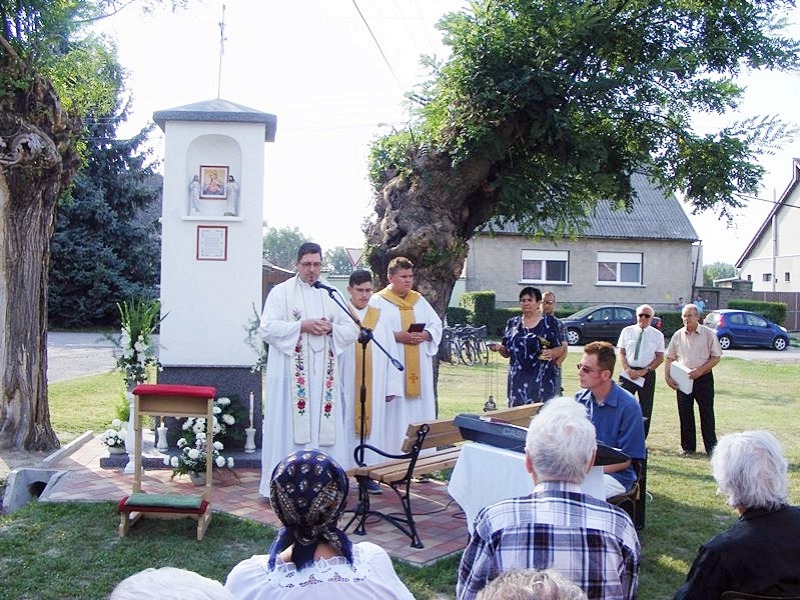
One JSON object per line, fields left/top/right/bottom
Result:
{"left": 596, "top": 252, "right": 642, "bottom": 285}
{"left": 521, "top": 250, "right": 569, "bottom": 283}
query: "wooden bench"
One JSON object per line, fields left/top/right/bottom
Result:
{"left": 345, "top": 403, "right": 543, "bottom": 548}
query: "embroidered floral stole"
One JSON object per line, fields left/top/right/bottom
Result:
{"left": 376, "top": 287, "right": 422, "bottom": 398}
{"left": 288, "top": 277, "right": 337, "bottom": 446}
{"left": 352, "top": 305, "right": 380, "bottom": 436}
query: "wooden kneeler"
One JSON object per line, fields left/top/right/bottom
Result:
{"left": 118, "top": 384, "right": 216, "bottom": 541}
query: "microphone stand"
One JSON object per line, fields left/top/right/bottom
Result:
{"left": 314, "top": 280, "right": 403, "bottom": 536}
{"left": 313, "top": 281, "right": 403, "bottom": 466}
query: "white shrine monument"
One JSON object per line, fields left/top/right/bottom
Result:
{"left": 152, "top": 98, "right": 277, "bottom": 453}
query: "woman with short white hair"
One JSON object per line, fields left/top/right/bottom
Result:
{"left": 674, "top": 430, "right": 800, "bottom": 599}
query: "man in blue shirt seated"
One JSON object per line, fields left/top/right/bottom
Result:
{"left": 575, "top": 341, "right": 646, "bottom": 498}
{"left": 456, "top": 397, "right": 641, "bottom": 600}
{"left": 674, "top": 430, "right": 800, "bottom": 599}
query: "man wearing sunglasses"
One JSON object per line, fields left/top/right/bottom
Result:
{"left": 616, "top": 304, "right": 664, "bottom": 438}
{"left": 575, "top": 341, "right": 646, "bottom": 499}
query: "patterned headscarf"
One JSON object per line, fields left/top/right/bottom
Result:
{"left": 267, "top": 450, "right": 353, "bottom": 570}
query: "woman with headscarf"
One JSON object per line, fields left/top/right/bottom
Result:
{"left": 224, "top": 450, "right": 414, "bottom": 599}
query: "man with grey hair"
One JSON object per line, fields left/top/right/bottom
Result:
{"left": 674, "top": 431, "right": 800, "bottom": 599}
{"left": 456, "top": 397, "right": 640, "bottom": 600}
{"left": 665, "top": 303, "right": 722, "bottom": 455}
{"left": 616, "top": 304, "right": 664, "bottom": 438}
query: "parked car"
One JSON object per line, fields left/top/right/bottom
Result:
{"left": 702, "top": 309, "right": 790, "bottom": 351}
{"left": 560, "top": 305, "right": 663, "bottom": 346}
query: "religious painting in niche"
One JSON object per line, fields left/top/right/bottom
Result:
{"left": 199, "top": 165, "right": 228, "bottom": 199}
{"left": 197, "top": 225, "right": 228, "bottom": 261}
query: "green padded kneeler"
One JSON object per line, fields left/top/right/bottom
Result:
{"left": 119, "top": 493, "right": 207, "bottom": 514}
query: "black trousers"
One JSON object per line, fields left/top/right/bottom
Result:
{"left": 676, "top": 371, "right": 717, "bottom": 454}
{"left": 619, "top": 370, "right": 656, "bottom": 438}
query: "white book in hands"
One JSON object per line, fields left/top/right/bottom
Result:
{"left": 670, "top": 362, "right": 694, "bottom": 394}
{"left": 620, "top": 369, "right": 645, "bottom": 388}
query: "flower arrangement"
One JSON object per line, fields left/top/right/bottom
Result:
{"left": 166, "top": 396, "right": 238, "bottom": 478}
{"left": 165, "top": 432, "right": 234, "bottom": 478}
{"left": 113, "top": 298, "right": 164, "bottom": 388}
{"left": 100, "top": 419, "right": 126, "bottom": 449}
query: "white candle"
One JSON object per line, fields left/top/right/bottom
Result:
{"left": 248, "top": 391, "right": 254, "bottom": 429}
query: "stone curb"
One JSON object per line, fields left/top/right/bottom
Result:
{"left": 43, "top": 430, "right": 95, "bottom": 466}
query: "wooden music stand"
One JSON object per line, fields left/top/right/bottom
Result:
{"left": 118, "top": 384, "right": 217, "bottom": 540}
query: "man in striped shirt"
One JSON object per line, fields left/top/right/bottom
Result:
{"left": 456, "top": 397, "right": 640, "bottom": 600}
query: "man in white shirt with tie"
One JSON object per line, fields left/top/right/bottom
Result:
{"left": 616, "top": 304, "right": 664, "bottom": 438}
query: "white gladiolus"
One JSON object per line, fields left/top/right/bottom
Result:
{"left": 163, "top": 457, "right": 170, "bottom": 466}
{"left": 111, "top": 418, "right": 122, "bottom": 428}
{"left": 217, "top": 397, "right": 230, "bottom": 406}
{"left": 170, "top": 456, "right": 179, "bottom": 467}
{"left": 215, "top": 456, "right": 226, "bottom": 468}
{"left": 227, "top": 457, "right": 235, "bottom": 468}
{"left": 213, "top": 441, "right": 223, "bottom": 450}
{"left": 222, "top": 414, "right": 235, "bottom": 425}
{"left": 177, "top": 438, "right": 187, "bottom": 448}
{"left": 213, "top": 405, "right": 221, "bottom": 414}
{"left": 188, "top": 449, "right": 200, "bottom": 459}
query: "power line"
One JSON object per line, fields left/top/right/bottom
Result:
{"left": 351, "top": 0, "right": 404, "bottom": 89}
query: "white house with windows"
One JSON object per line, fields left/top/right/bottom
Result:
{"left": 736, "top": 158, "right": 800, "bottom": 292}
{"left": 465, "top": 173, "right": 701, "bottom": 312}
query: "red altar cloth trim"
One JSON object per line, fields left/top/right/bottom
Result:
{"left": 132, "top": 384, "right": 217, "bottom": 398}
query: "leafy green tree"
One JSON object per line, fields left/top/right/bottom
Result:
{"left": 365, "top": 0, "right": 800, "bottom": 316}
{"left": 0, "top": 0, "right": 184, "bottom": 450}
{"left": 704, "top": 262, "right": 737, "bottom": 287}
{"left": 49, "top": 99, "right": 161, "bottom": 328}
{"left": 262, "top": 226, "right": 310, "bottom": 270}
{"left": 323, "top": 246, "right": 358, "bottom": 276}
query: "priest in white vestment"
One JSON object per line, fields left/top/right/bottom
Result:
{"left": 258, "top": 243, "right": 359, "bottom": 496}
{"left": 369, "top": 257, "right": 443, "bottom": 455}
{"left": 339, "top": 270, "right": 403, "bottom": 471}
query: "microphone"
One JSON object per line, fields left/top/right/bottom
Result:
{"left": 312, "top": 280, "right": 336, "bottom": 293}
{"left": 391, "top": 358, "right": 405, "bottom": 371}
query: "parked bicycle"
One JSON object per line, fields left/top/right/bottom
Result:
{"left": 440, "top": 324, "right": 489, "bottom": 366}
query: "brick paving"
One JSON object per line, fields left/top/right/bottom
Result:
{"left": 40, "top": 435, "right": 470, "bottom": 567}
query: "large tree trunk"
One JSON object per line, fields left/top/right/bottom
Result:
{"left": 1, "top": 38, "right": 82, "bottom": 450}
{"left": 366, "top": 127, "right": 519, "bottom": 317}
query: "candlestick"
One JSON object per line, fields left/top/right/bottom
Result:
{"left": 248, "top": 391, "right": 254, "bottom": 429}
{"left": 244, "top": 427, "right": 256, "bottom": 453}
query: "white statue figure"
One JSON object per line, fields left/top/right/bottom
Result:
{"left": 189, "top": 174, "right": 201, "bottom": 214}
{"left": 225, "top": 175, "right": 239, "bottom": 216}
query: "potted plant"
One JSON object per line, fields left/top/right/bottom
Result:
{"left": 100, "top": 419, "right": 127, "bottom": 454}
{"left": 113, "top": 298, "right": 164, "bottom": 390}
{"left": 164, "top": 432, "right": 234, "bottom": 486}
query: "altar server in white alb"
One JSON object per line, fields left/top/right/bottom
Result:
{"left": 257, "top": 242, "right": 359, "bottom": 496}
{"left": 338, "top": 270, "right": 403, "bottom": 482}
{"left": 369, "top": 257, "right": 443, "bottom": 454}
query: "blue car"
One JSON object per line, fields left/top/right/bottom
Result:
{"left": 702, "top": 309, "right": 790, "bottom": 351}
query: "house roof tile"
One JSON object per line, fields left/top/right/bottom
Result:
{"left": 486, "top": 172, "right": 699, "bottom": 241}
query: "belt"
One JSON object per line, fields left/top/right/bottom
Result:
{"left": 629, "top": 365, "right": 649, "bottom": 369}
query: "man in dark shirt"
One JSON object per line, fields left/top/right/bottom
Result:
{"left": 674, "top": 430, "right": 800, "bottom": 599}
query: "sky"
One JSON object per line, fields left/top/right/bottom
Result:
{"left": 97, "top": 0, "right": 800, "bottom": 266}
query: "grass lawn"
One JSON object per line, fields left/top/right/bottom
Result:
{"left": 1, "top": 352, "right": 798, "bottom": 598}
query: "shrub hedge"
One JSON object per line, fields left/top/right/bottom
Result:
{"left": 726, "top": 299, "right": 787, "bottom": 325}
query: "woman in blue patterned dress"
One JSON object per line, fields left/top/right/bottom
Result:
{"left": 489, "top": 287, "right": 564, "bottom": 406}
